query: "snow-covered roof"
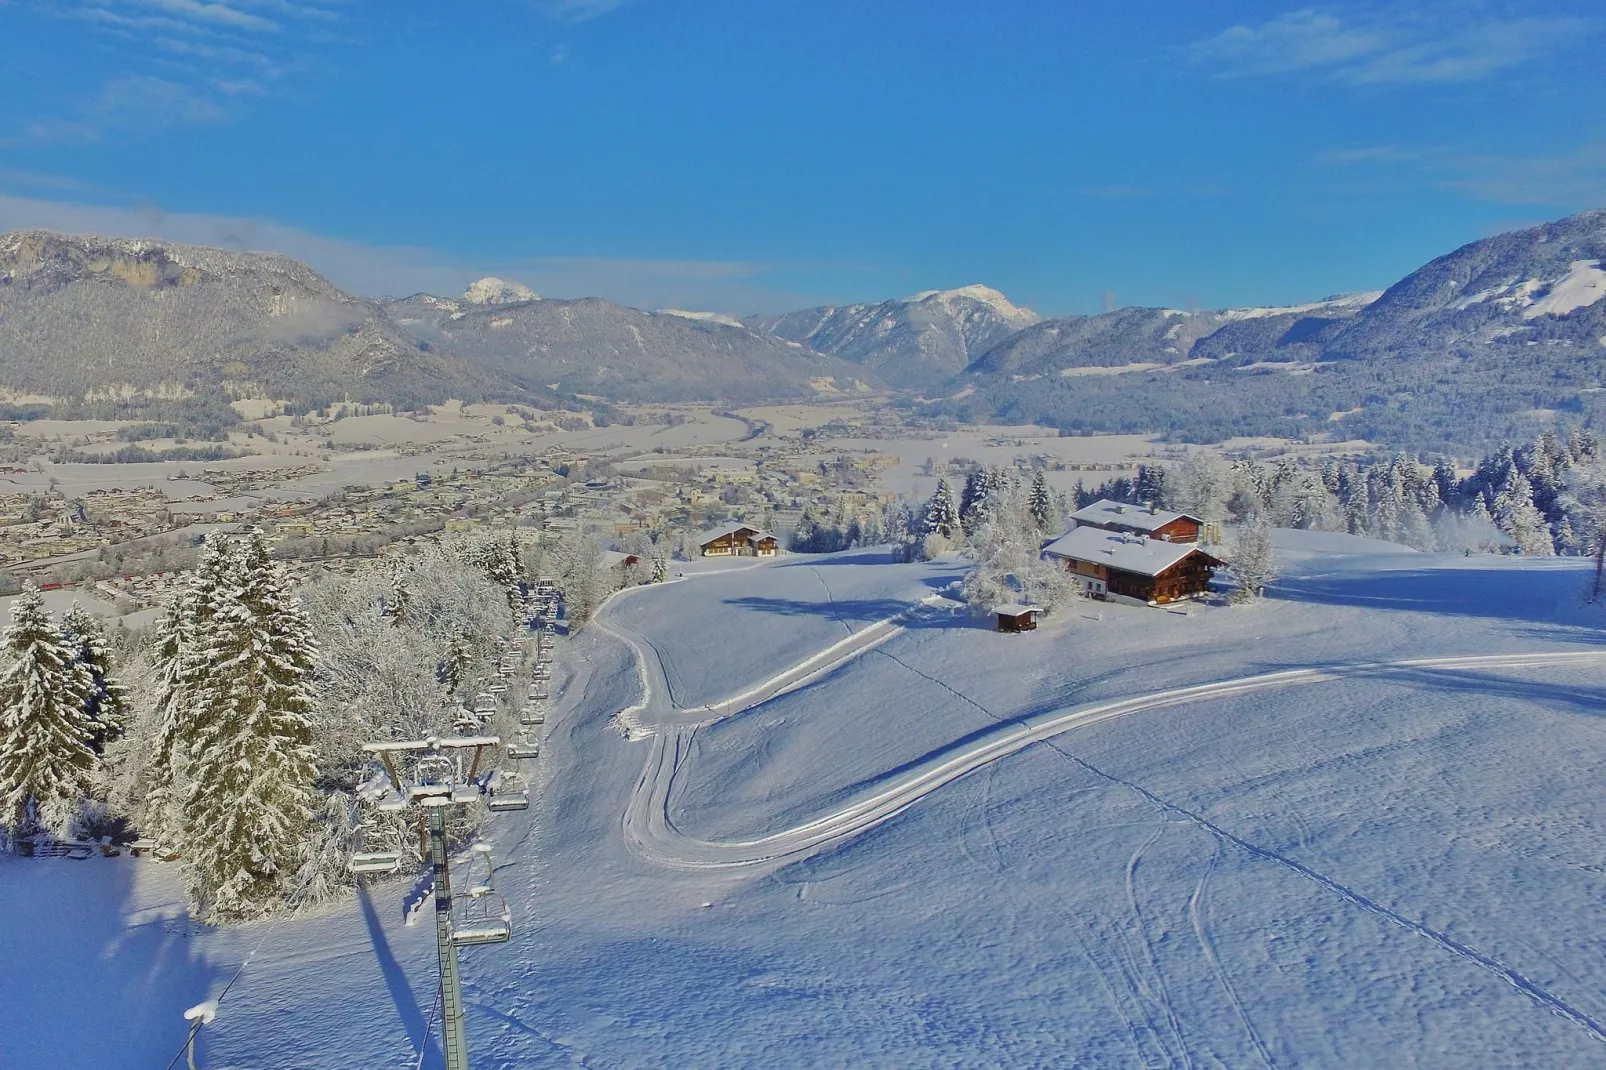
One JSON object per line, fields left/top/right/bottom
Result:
{"left": 1041, "top": 526, "right": 1215, "bottom": 577}
{"left": 696, "top": 522, "right": 772, "bottom": 546}
{"left": 599, "top": 550, "right": 638, "bottom": 568}
{"left": 1070, "top": 498, "right": 1200, "bottom": 533}
{"left": 992, "top": 603, "right": 1040, "bottom": 617}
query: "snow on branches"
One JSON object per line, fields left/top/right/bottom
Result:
{"left": 0, "top": 590, "right": 97, "bottom": 840}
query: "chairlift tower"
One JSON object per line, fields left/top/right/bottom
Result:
{"left": 360, "top": 734, "right": 507, "bottom": 1070}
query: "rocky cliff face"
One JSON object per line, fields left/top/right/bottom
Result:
{"left": 0, "top": 230, "right": 491, "bottom": 408}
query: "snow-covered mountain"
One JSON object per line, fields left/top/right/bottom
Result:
{"left": 385, "top": 292, "right": 881, "bottom": 405}
{"left": 0, "top": 229, "right": 493, "bottom": 408}
{"left": 463, "top": 276, "right": 539, "bottom": 306}
{"left": 746, "top": 284, "right": 1040, "bottom": 390}
{"left": 1324, "top": 209, "right": 1606, "bottom": 359}
{"left": 945, "top": 209, "right": 1606, "bottom": 451}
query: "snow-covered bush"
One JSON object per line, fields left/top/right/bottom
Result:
{"left": 960, "top": 484, "right": 1071, "bottom": 616}
{"left": 1227, "top": 515, "right": 1279, "bottom": 603}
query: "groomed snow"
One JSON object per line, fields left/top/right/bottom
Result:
{"left": 7, "top": 537, "right": 1606, "bottom": 1067}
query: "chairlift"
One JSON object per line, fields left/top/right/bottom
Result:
{"left": 506, "top": 740, "right": 540, "bottom": 760}
{"left": 487, "top": 771, "right": 529, "bottom": 812}
{"left": 520, "top": 710, "right": 545, "bottom": 726}
{"left": 487, "top": 682, "right": 508, "bottom": 694}
{"left": 410, "top": 754, "right": 455, "bottom": 799}
{"left": 350, "top": 851, "right": 402, "bottom": 874}
{"left": 450, "top": 891, "right": 511, "bottom": 946}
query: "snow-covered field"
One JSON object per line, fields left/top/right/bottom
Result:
{"left": 6, "top": 532, "right": 1606, "bottom": 1068}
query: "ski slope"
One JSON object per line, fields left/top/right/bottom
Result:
{"left": 6, "top": 535, "right": 1606, "bottom": 1067}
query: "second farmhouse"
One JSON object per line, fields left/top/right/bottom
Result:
{"left": 1043, "top": 499, "right": 1221, "bottom": 606}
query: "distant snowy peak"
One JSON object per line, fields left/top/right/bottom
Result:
{"left": 1220, "top": 291, "right": 1384, "bottom": 322}
{"left": 656, "top": 308, "right": 748, "bottom": 330}
{"left": 745, "top": 283, "right": 1039, "bottom": 389}
{"left": 463, "top": 277, "right": 538, "bottom": 306}
{"left": 903, "top": 284, "right": 1040, "bottom": 329}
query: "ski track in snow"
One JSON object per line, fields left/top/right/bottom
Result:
{"left": 590, "top": 583, "right": 1606, "bottom": 1047}
{"left": 1189, "top": 836, "right": 1278, "bottom": 1070}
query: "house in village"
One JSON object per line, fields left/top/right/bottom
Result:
{"left": 1042, "top": 499, "right": 1220, "bottom": 605}
{"left": 697, "top": 522, "right": 779, "bottom": 557}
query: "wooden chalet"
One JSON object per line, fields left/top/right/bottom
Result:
{"left": 697, "top": 523, "right": 779, "bottom": 557}
{"left": 1069, "top": 499, "right": 1202, "bottom": 543}
{"left": 1041, "top": 526, "right": 1221, "bottom": 606}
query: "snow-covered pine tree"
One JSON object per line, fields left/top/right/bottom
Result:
{"left": 181, "top": 532, "right": 320, "bottom": 920}
{"left": 958, "top": 470, "right": 986, "bottom": 534}
{"left": 386, "top": 565, "right": 412, "bottom": 627}
{"left": 139, "top": 587, "right": 195, "bottom": 852}
{"left": 1028, "top": 471, "right": 1055, "bottom": 534}
{"left": 1493, "top": 470, "right": 1553, "bottom": 555}
{"left": 0, "top": 589, "right": 97, "bottom": 840}
{"left": 1227, "top": 515, "right": 1278, "bottom": 604}
{"left": 440, "top": 633, "right": 475, "bottom": 696}
{"left": 921, "top": 479, "right": 961, "bottom": 541}
{"left": 61, "top": 603, "right": 128, "bottom": 755}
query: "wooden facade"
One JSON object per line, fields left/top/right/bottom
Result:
{"left": 995, "top": 605, "right": 1039, "bottom": 632}
{"left": 1099, "top": 552, "right": 1219, "bottom": 604}
{"left": 700, "top": 526, "right": 779, "bottom": 557}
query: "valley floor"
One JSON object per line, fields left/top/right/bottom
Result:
{"left": 5, "top": 535, "right": 1606, "bottom": 1068}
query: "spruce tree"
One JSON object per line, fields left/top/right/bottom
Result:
{"left": 922, "top": 479, "right": 961, "bottom": 540}
{"left": 1028, "top": 471, "right": 1054, "bottom": 533}
{"left": 386, "top": 566, "right": 412, "bottom": 627}
{"left": 0, "top": 590, "right": 97, "bottom": 839}
{"left": 61, "top": 604, "right": 128, "bottom": 755}
{"left": 181, "top": 533, "right": 320, "bottom": 920}
{"left": 141, "top": 589, "right": 193, "bottom": 854}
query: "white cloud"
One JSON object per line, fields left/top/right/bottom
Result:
{"left": 1189, "top": 7, "right": 1597, "bottom": 85}
{"left": 1318, "top": 141, "right": 1606, "bottom": 207}
{"left": 535, "top": 0, "right": 638, "bottom": 24}
{"left": 10, "top": 0, "right": 342, "bottom": 143}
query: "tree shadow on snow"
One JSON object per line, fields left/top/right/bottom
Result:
{"left": 0, "top": 856, "right": 222, "bottom": 1068}
{"left": 1274, "top": 562, "right": 1606, "bottom": 642}
{"left": 721, "top": 595, "right": 918, "bottom": 625}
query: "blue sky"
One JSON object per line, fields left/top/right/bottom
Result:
{"left": 0, "top": 1, "right": 1602, "bottom": 315}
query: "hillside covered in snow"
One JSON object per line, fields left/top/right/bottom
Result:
{"left": 7, "top": 536, "right": 1606, "bottom": 1067}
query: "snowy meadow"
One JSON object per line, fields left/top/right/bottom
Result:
{"left": 5, "top": 533, "right": 1606, "bottom": 1068}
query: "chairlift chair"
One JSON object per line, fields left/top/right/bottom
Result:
{"left": 488, "top": 682, "right": 508, "bottom": 694}
{"left": 350, "top": 851, "right": 402, "bottom": 875}
{"left": 506, "top": 740, "right": 540, "bottom": 760}
{"left": 410, "top": 754, "right": 456, "bottom": 800}
{"left": 487, "top": 770, "right": 529, "bottom": 812}
{"left": 450, "top": 891, "right": 511, "bottom": 946}
{"left": 520, "top": 710, "right": 545, "bottom": 726}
